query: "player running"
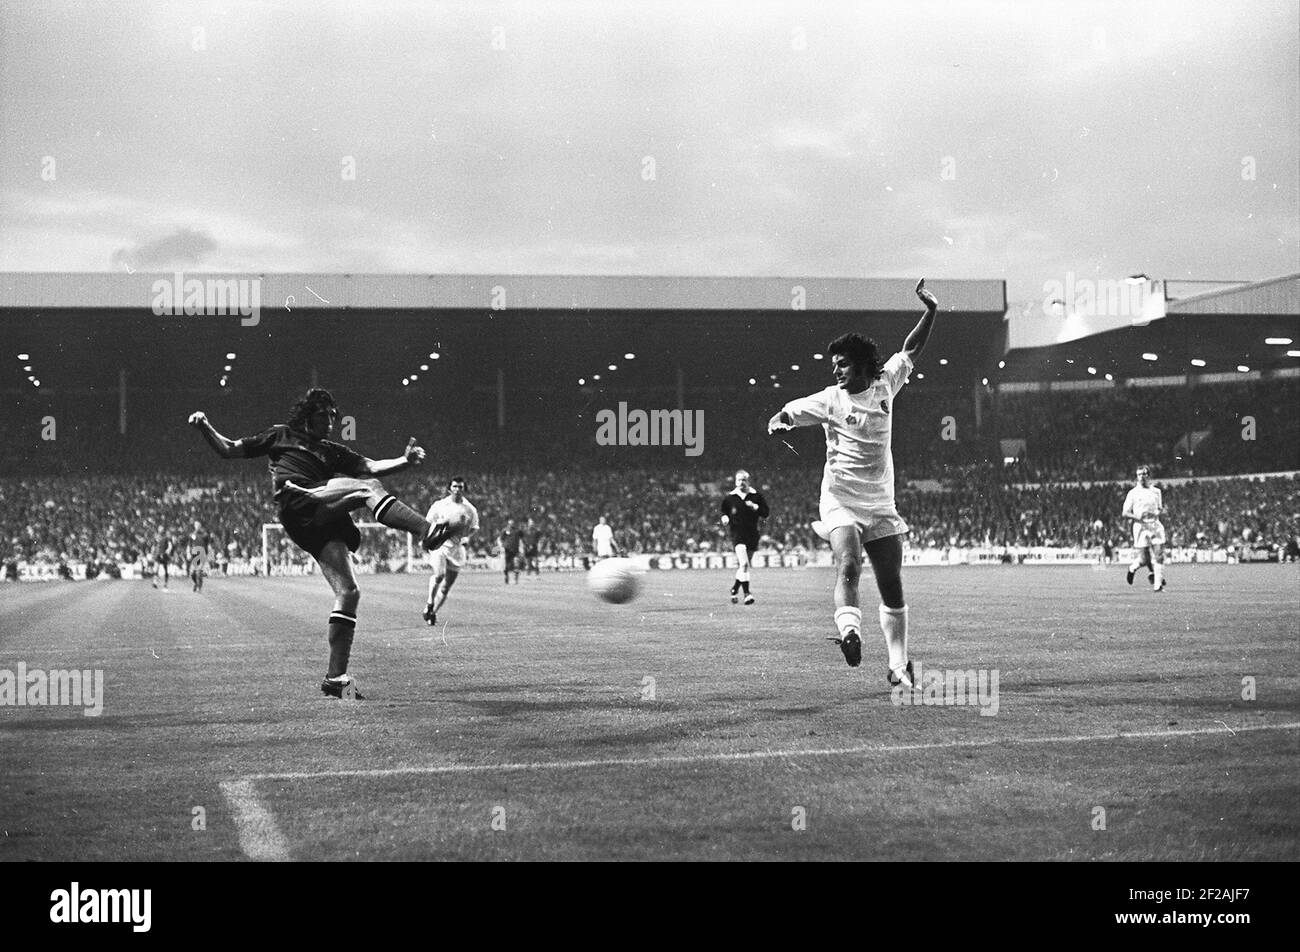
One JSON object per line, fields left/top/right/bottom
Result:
{"left": 592, "top": 515, "right": 620, "bottom": 560}
{"left": 720, "top": 469, "right": 769, "bottom": 604}
{"left": 1122, "top": 466, "right": 1168, "bottom": 591}
{"left": 185, "top": 520, "right": 211, "bottom": 593}
{"left": 423, "top": 477, "right": 479, "bottom": 626}
{"left": 767, "top": 277, "right": 938, "bottom": 688}
{"left": 522, "top": 518, "right": 542, "bottom": 576}
{"left": 188, "top": 388, "right": 453, "bottom": 700}
{"left": 498, "top": 518, "right": 523, "bottom": 584}
{"left": 150, "top": 532, "right": 173, "bottom": 590}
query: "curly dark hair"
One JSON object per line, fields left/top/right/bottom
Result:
{"left": 827, "top": 332, "right": 883, "bottom": 380}
{"left": 287, "top": 388, "right": 339, "bottom": 431}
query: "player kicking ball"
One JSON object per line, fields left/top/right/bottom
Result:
{"left": 768, "top": 278, "right": 938, "bottom": 688}
{"left": 720, "top": 469, "right": 769, "bottom": 604}
{"left": 1123, "top": 466, "right": 1168, "bottom": 591}
{"left": 423, "top": 476, "right": 479, "bottom": 626}
{"left": 188, "top": 388, "right": 454, "bottom": 700}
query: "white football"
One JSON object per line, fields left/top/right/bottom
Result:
{"left": 586, "top": 557, "right": 640, "bottom": 604}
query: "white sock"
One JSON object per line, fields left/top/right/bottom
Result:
{"left": 1153, "top": 563, "right": 1163, "bottom": 587}
{"left": 834, "top": 606, "right": 862, "bottom": 638}
{"left": 879, "top": 604, "right": 909, "bottom": 671}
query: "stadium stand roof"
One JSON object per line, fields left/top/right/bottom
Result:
{"left": 0, "top": 272, "right": 1011, "bottom": 399}
{"left": 999, "top": 273, "right": 1300, "bottom": 385}
{"left": 0, "top": 272, "right": 1005, "bottom": 314}
{"left": 1165, "top": 273, "right": 1300, "bottom": 316}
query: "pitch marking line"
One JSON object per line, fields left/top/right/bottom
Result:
{"left": 222, "top": 721, "right": 1299, "bottom": 859}
{"left": 219, "top": 780, "right": 292, "bottom": 862}
{"left": 237, "top": 720, "right": 1300, "bottom": 784}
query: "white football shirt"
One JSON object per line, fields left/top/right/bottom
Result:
{"left": 1123, "top": 485, "right": 1163, "bottom": 521}
{"left": 781, "top": 351, "right": 913, "bottom": 512}
{"left": 425, "top": 496, "right": 479, "bottom": 547}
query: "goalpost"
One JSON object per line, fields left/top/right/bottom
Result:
{"left": 261, "top": 522, "right": 419, "bottom": 576}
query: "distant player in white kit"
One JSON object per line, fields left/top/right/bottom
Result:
{"left": 423, "top": 477, "right": 479, "bottom": 626}
{"left": 592, "top": 515, "right": 619, "bottom": 560}
{"left": 768, "top": 278, "right": 938, "bottom": 688}
{"left": 1122, "top": 466, "right": 1167, "bottom": 591}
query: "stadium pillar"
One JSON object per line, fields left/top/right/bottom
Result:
{"left": 676, "top": 365, "right": 685, "bottom": 412}
{"left": 497, "top": 368, "right": 505, "bottom": 429}
{"left": 119, "top": 369, "right": 127, "bottom": 435}
{"left": 972, "top": 381, "right": 983, "bottom": 431}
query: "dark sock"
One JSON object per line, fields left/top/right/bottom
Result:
{"left": 741, "top": 581, "right": 750, "bottom": 594}
{"left": 327, "top": 610, "right": 357, "bottom": 678}
{"left": 371, "top": 494, "right": 430, "bottom": 539}
{"left": 730, "top": 580, "right": 740, "bottom": 594}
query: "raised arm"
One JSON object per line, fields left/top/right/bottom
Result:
{"left": 187, "top": 412, "right": 242, "bottom": 459}
{"left": 903, "top": 278, "right": 939, "bottom": 359}
{"left": 360, "top": 437, "right": 426, "bottom": 476}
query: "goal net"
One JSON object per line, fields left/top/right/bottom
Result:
{"left": 261, "top": 522, "right": 422, "bottom": 576}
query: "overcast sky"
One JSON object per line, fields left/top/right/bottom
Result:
{"left": 1, "top": 0, "right": 1296, "bottom": 303}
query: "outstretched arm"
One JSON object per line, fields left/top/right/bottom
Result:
{"left": 187, "top": 412, "right": 241, "bottom": 459}
{"left": 903, "top": 278, "right": 939, "bottom": 359}
{"left": 767, "top": 410, "right": 794, "bottom": 434}
{"left": 361, "top": 437, "right": 426, "bottom": 476}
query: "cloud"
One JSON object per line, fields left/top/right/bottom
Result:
{"left": 110, "top": 227, "right": 218, "bottom": 271}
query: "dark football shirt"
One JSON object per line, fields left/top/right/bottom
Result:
{"left": 499, "top": 528, "right": 524, "bottom": 554}
{"left": 720, "top": 490, "right": 770, "bottom": 541}
{"left": 238, "top": 424, "right": 368, "bottom": 495}
{"left": 187, "top": 533, "right": 211, "bottom": 566}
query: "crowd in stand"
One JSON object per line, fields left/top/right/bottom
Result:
{"left": 4, "top": 466, "right": 1298, "bottom": 574}
{"left": 4, "top": 377, "right": 1298, "bottom": 572}
{"left": 993, "top": 378, "right": 1300, "bottom": 481}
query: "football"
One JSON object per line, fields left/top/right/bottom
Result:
{"left": 586, "top": 557, "right": 640, "bottom": 604}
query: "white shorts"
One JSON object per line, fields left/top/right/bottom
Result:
{"left": 820, "top": 485, "right": 909, "bottom": 543}
{"left": 595, "top": 544, "right": 614, "bottom": 559}
{"left": 1133, "top": 520, "right": 1166, "bottom": 547}
{"left": 432, "top": 542, "right": 467, "bottom": 576}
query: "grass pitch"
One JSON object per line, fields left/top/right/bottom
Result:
{"left": 1, "top": 563, "right": 1297, "bottom": 861}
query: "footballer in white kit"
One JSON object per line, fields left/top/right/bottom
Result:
{"left": 423, "top": 477, "right": 479, "bottom": 625}
{"left": 1122, "top": 466, "right": 1167, "bottom": 591}
{"left": 592, "top": 516, "right": 619, "bottom": 559}
{"left": 768, "top": 278, "right": 939, "bottom": 687}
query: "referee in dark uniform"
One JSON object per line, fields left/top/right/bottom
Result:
{"left": 720, "top": 469, "right": 769, "bottom": 604}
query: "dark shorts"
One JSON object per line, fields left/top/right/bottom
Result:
{"left": 730, "top": 534, "right": 760, "bottom": 552}
{"left": 280, "top": 503, "right": 361, "bottom": 559}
